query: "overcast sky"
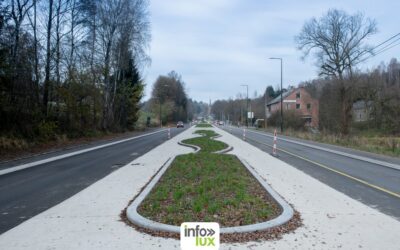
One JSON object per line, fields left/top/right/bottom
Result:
{"left": 143, "top": 0, "right": 400, "bottom": 102}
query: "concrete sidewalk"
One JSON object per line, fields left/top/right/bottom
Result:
{"left": 0, "top": 126, "right": 399, "bottom": 250}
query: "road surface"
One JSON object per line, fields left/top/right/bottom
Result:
{"left": 0, "top": 127, "right": 187, "bottom": 234}
{"left": 220, "top": 126, "right": 400, "bottom": 220}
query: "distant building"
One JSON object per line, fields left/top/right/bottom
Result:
{"left": 266, "top": 87, "right": 319, "bottom": 128}
{"left": 352, "top": 100, "right": 373, "bottom": 122}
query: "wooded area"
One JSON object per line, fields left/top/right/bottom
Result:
{"left": 140, "top": 71, "right": 209, "bottom": 126}
{"left": 211, "top": 57, "right": 400, "bottom": 135}
{"left": 306, "top": 58, "right": 400, "bottom": 134}
{"left": 0, "top": 0, "right": 150, "bottom": 142}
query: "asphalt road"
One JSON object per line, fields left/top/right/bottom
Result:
{"left": 220, "top": 126, "right": 400, "bottom": 220}
{"left": 0, "top": 127, "right": 187, "bottom": 235}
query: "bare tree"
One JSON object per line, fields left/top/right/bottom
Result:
{"left": 26, "top": 0, "right": 39, "bottom": 103}
{"left": 42, "top": 0, "right": 53, "bottom": 113}
{"left": 97, "top": 0, "right": 150, "bottom": 129}
{"left": 10, "top": 0, "right": 33, "bottom": 71}
{"left": 296, "top": 9, "right": 377, "bottom": 134}
{"left": 1, "top": 0, "right": 150, "bottom": 138}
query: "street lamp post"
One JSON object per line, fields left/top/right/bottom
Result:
{"left": 157, "top": 84, "right": 169, "bottom": 128}
{"left": 269, "top": 57, "right": 283, "bottom": 133}
{"left": 240, "top": 84, "right": 249, "bottom": 127}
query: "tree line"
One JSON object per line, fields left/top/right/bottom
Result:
{"left": 211, "top": 56, "right": 400, "bottom": 135}
{"left": 143, "top": 71, "right": 188, "bottom": 125}
{"left": 305, "top": 58, "right": 400, "bottom": 134}
{"left": 211, "top": 86, "right": 286, "bottom": 126}
{"left": 213, "top": 9, "right": 400, "bottom": 135}
{"left": 0, "top": 0, "right": 150, "bottom": 141}
{"left": 141, "top": 71, "right": 209, "bottom": 126}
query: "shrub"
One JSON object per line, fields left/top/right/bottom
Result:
{"left": 36, "top": 121, "right": 58, "bottom": 141}
{"left": 268, "top": 110, "right": 305, "bottom": 130}
{"left": 0, "top": 136, "right": 29, "bottom": 151}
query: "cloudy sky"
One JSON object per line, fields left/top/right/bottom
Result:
{"left": 143, "top": 0, "right": 400, "bottom": 102}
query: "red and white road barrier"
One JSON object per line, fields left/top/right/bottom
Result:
{"left": 168, "top": 128, "right": 171, "bottom": 139}
{"left": 243, "top": 128, "right": 246, "bottom": 141}
{"left": 272, "top": 129, "right": 277, "bottom": 156}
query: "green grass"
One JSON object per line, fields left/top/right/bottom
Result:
{"left": 138, "top": 131, "right": 280, "bottom": 227}
{"left": 182, "top": 130, "right": 227, "bottom": 153}
{"left": 195, "top": 123, "right": 212, "bottom": 128}
{"left": 259, "top": 127, "right": 400, "bottom": 158}
{"left": 194, "top": 129, "right": 219, "bottom": 137}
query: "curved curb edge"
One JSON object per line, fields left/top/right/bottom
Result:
{"left": 177, "top": 141, "right": 201, "bottom": 153}
{"left": 214, "top": 146, "right": 233, "bottom": 154}
{"left": 126, "top": 155, "right": 294, "bottom": 234}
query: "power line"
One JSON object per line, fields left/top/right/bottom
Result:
{"left": 372, "top": 32, "right": 400, "bottom": 51}
{"left": 359, "top": 32, "right": 400, "bottom": 63}
{"left": 374, "top": 37, "right": 400, "bottom": 54}
{"left": 374, "top": 41, "right": 400, "bottom": 56}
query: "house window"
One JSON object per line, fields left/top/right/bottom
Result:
{"left": 296, "top": 92, "right": 301, "bottom": 99}
{"left": 286, "top": 103, "right": 289, "bottom": 110}
{"left": 307, "top": 103, "right": 311, "bottom": 110}
{"left": 296, "top": 104, "right": 300, "bottom": 109}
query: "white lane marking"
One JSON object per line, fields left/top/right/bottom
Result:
{"left": 130, "top": 152, "right": 139, "bottom": 156}
{"left": 232, "top": 127, "right": 400, "bottom": 171}
{"left": 0, "top": 129, "right": 167, "bottom": 176}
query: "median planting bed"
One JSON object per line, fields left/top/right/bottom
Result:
{"left": 137, "top": 130, "right": 281, "bottom": 227}
{"left": 195, "top": 123, "right": 213, "bottom": 128}
{"left": 121, "top": 127, "right": 302, "bottom": 242}
{"left": 181, "top": 130, "right": 227, "bottom": 153}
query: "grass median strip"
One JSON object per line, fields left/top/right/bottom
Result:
{"left": 195, "top": 123, "right": 212, "bottom": 128}
{"left": 138, "top": 129, "right": 281, "bottom": 227}
{"left": 181, "top": 130, "right": 227, "bottom": 153}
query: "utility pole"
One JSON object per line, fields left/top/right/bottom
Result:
{"left": 269, "top": 57, "right": 283, "bottom": 133}
{"left": 209, "top": 98, "right": 211, "bottom": 121}
{"left": 159, "top": 100, "right": 162, "bottom": 128}
{"left": 264, "top": 87, "right": 268, "bottom": 130}
{"left": 241, "top": 84, "right": 249, "bottom": 128}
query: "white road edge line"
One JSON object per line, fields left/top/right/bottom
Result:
{"left": 233, "top": 127, "right": 400, "bottom": 171}
{"left": 0, "top": 129, "right": 167, "bottom": 176}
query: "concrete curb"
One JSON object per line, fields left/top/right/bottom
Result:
{"left": 126, "top": 152, "right": 294, "bottom": 234}
{"left": 178, "top": 134, "right": 232, "bottom": 154}
{"left": 177, "top": 141, "right": 201, "bottom": 153}
{"left": 214, "top": 145, "right": 233, "bottom": 154}
{"left": 126, "top": 157, "right": 181, "bottom": 233}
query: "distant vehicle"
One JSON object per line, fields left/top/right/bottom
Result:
{"left": 177, "top": 121, "right": 184, "bottom": 128}
{"left": 218, "top": 121, "right": 224, "bottom": 126}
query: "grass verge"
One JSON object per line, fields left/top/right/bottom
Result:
{"left": 0, "top": 129, "right": 151, "bottom": 162}
{"left": 138, "top": 130, "right": 281, "bottom": 227}
{"left": 255, "top": 127, "right": 400, "bottom": 158}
